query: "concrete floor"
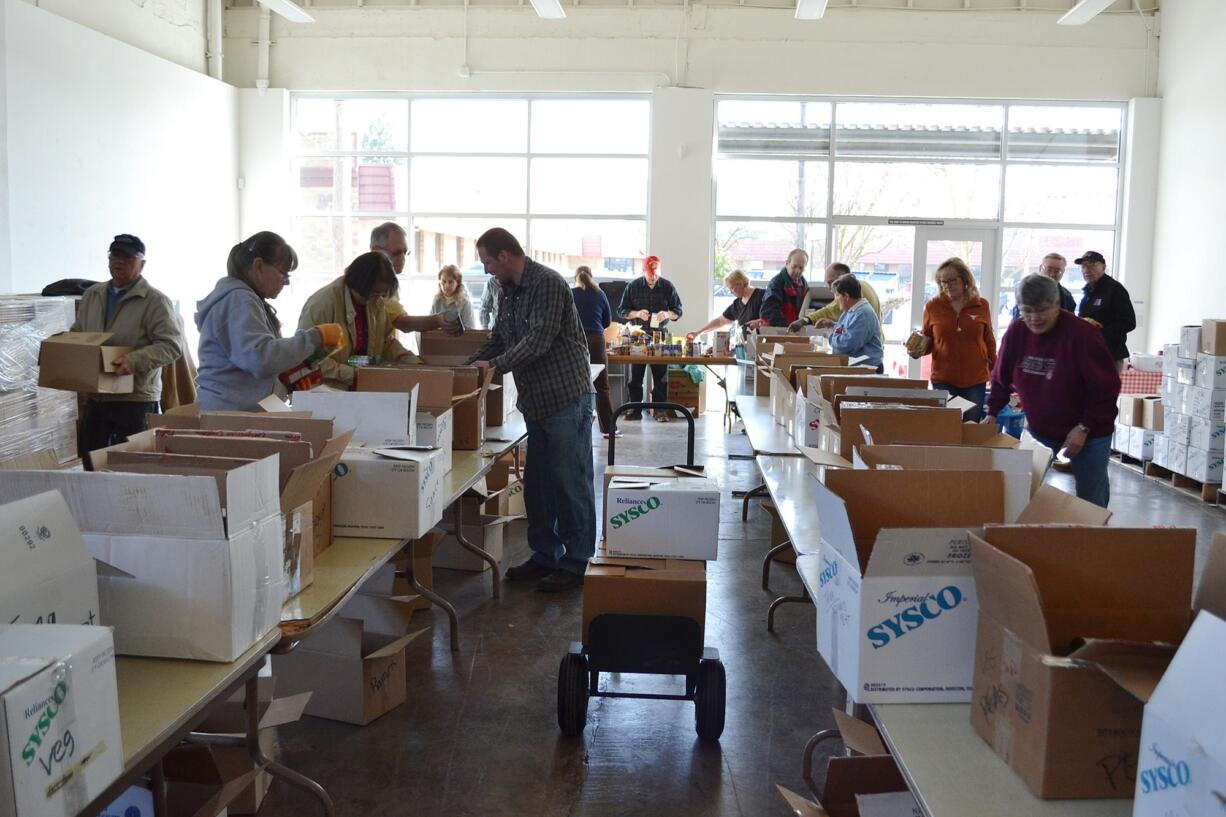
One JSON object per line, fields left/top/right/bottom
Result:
{"left": 259, "top": 392, "right": 1226, "bottom": 817}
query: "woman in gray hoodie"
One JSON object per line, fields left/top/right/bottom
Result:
{"left": 195, "top": 232, "right": 341, "bottom": 411}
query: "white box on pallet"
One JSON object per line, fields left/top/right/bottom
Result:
{"left": 1166, "top": 412, "right": 1192, "bottom": 445}
{"left": 1176, "top": 359, "right": 1197, "bottom": 386}
{"left": 1162, "top": 345, "right": 1180, "bottom": 378}
{"left": 1152, "top": 434, "right": 1170, "bottom": 469}
{"left": 1179, "top": 326, "right": 1202, "bottom": 360}
{"left": 1189, "top": 417, "right": 1226, "bottom": 452}
{"left": 1170, "top": 442, "right": 1189, "bottom": 475}
{"left": 1187, "top": 386, "right": 1226, "bottom": 422}
{"left": 1195, "top": 355, "right": 1226, "bottom": 390}
{"left": 1185, "top": 447, "right": 1224, "bottom": 483}
{"left": 1128, "top": 427, "right": 1156, "bottom": 462}
{"left": 604, "top": 475, "right": 720, "bottom": 561}
{"left": 1113, "top": 423, "right": 1128, "bottom": 453}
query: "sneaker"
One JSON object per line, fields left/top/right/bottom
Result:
{"left": 654, "top": 411, "right": 670, "bottom": 423}
{"left": 537, "top": 569, "right": 584, "bottom": 593}
{"left": 505, "top": 558, "right": 554, "bottom": 582}
{"left": 624, "top": 411, "right": 642, "bottom": 422}
{"left": 602, "top": 430, "right": 624, "bottom": 439}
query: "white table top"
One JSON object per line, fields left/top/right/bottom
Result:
{"left": 756, "top": 454, "right": 825, "bottom": 556}
{"left": 735, "top": 395, "right": 799, "bottom": 456}
{"left": 868, "top": 703, "right": 1134, "bottom": 817}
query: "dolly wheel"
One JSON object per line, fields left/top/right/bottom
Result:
{"left": 694, "top": 658, "right": 726, "bottom": 742}
{"left": 557, "top": 652, "right": 589, "bottom": 737}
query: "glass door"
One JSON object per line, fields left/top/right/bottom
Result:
{"left": 908, "top": 227, "right": 999, "bottom": 380}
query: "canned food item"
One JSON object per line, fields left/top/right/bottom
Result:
{"left": 348, "top": 355, "right": 375, "bottom": 368}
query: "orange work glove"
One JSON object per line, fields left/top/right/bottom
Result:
{"left": 314, "top": 323, "right": 344, "bottom": 348}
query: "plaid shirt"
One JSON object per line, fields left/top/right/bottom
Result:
{"left": 467, "top": 259, "right": 593, "bottom": 421}
{"left": 617, "top": 276, "right": 684, "bottom": 334}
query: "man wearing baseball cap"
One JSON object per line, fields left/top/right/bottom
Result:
{"left": 1075, "top": 250, "right": 1135, "bottom": 372}
{"left": 71, "top": 234, "right": 182, "bottom": 454}
{"left": 617, "top": 255, "right": 683, "bottom": 421}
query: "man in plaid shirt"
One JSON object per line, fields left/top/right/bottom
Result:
{"left": 467, "top": 228, "right": 595, "bottom": 593}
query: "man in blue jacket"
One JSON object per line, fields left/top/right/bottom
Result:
{"left": 760, "top": 249, "right": 809, "bottom": 327}
{"left": 827, "top": 275, "right": 884, "bottom": 373}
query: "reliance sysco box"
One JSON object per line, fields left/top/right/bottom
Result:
{"left": 604, "top": 475, "right": 719, "bottom": 561}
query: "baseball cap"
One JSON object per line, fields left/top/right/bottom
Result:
{"left": 644, "top": 255, "right": 660, "bottom": 271}
{"left": 109, "top": 234, "right": 146, "bottom": 258}
{"left": 1074, "top": 251, "right": 1105, "bottom": 265}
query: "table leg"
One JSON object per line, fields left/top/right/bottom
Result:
{"left": 404, "top": 536, "right": 461, "bottom": 652}
{"left": 452, "top": 499, "right": 500, "bottom": 598}
{"left": 761, "top": 540, "right": 792, "bottom": 592}
{"left": 244, "top": 673, "right": 336, "bottom": 816}
{"left": 767, "top": 591, "right": 811, "bottom": 633}
{"left": 737, "top": 482, "right": 766, "bottom": 520}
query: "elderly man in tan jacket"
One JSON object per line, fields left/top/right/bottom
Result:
{"left": 71, "top": 234, "right": 183, "bottom": 454}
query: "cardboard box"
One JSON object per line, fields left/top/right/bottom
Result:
{"left": 1179, "top": 325, "right": 1202, "bottom": 360}
{"left": 1170, "top": 441, "right": 1189, "bottom": 474}
{"left": 1152, "top": 434, "right": 1170, "bottom": 468}
{"left": 1141, "top": 396, "right": 1164, "bottom": 431}
{"left": 1194, "top": 354, "right": 1226, "bottom": 390}
{"left": 163, "top": 680, "right": 311, "bottom": 816}
{"left": 1184, "top": 446, "right": 1224, "bottom": 482}
{"left": 853, "top": 444, "right": 1039, "bottom": 522}
{"left": 969, "top": 525, "right": 1201, "bottom": 799}
{"left": 331, "top": 446, "right": 446, "bottom": 540}
{"left": 582, "top": 554, "right": 706, "bottom": 646}
{"left": 1188, "top": 417, "right": 1225, "bottom": 451}
{"left": 835, "top": 405, "right": 964, "bottom": 460}
{"left": 1118, "top": 394, "right": 1145, "bottom": 426}
{"left": 0, "top": 460, "right": 285, "bottom": 662}
{"left": 1165, "top": 412, "right": 1192, "bottom": 445}
{"left": 0, "top": 624, "right": 122, "bottom": 817}
{"left": 667, "top": 372, "right": 706, "bottom": 415}
{"left": 814, "top": 375, "right": 929, "bottom": 406}
{"left": 482, "top": 458, "right": 525, "bottom": 518}
{"left": 417, "top": 330, "right": 516, "bottom": 427}
{"left": 142, "top": 409, "right": 352, "bottom": 558}
{"left": 812, "top": 468, "right": 1008, "bottom": 704}
{"left": 37, "top": 331, "right": 133, "bottom": 394}
{"left": 435, "top": 514, "right": 515, "bottom": 571}
{"left": 1186, "top": 386, "right": 1226, "bottom": 422}
{"left": 604, "top": 474, "right": 719, "bottom": 560}
{"left": 770, "top": 370, "right": 797, "bottom": 427}
{"left": 1133, "top": 610, "right": 1226, "bottom": 817}
{"left": 356, "top": 366, "right": 480, "bottom": 468}
{"left": 0, "top": 490, "right": 103, "bottom": 626}
{"left": 1161, "top": 344, "right": 1180, "bottom": 378}
{"left": 1127, "top": 426, "right": 1156, "bottom": 461}
{"left": 796, "top": 366, "right": 876, "bottom": 404}
{"left": 793, "top": 392, "right": 823, "bottom": 448}
{"left": 293, "top": 388, "right": 419, "bottom": 447}
{"left": 1201, "top": 319, "right": 1226, "bottom": 356}
{"left": 1175, "top": 358, "right": 1197, "bottom": 386}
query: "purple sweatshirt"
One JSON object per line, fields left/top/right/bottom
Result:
{"left": 988, "top": 309, "right": 1120, "bottom": 440}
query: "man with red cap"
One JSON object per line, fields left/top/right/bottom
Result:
{"left": 617, "top": 255, "right": 683, "bottom": 421}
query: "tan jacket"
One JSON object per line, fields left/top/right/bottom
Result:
{"left": 297, "top": 277, "right": 418, "bottom": 387}
{"left": 72, "top": 277, "right": 183, "bottom": 402}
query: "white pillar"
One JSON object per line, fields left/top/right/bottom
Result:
{"left": 1118, "top": 97, "right": 1161, "bottom": 352}
{"left": 237, "top": 88, "right": 292, "bottom": 239}
{"left": 648, "top": 86, "right": 714, "bottom": 336}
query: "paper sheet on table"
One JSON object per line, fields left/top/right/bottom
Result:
{"left": 947, "top": 396, "right": 976, "bottom": 415}
{"left": 855, "top": 791, "right": 922, "bottom": 817}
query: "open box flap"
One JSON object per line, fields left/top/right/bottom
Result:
{"left": 1016, "top": 485, "right": 1112, "bottom": 525}
{"left": 867, "top": 528, "right": 976, "bottom": 578}
{"left": 977, "top": 526, "right": 1196, "bottom": 654}
{"left": 1066, "top": 638, "right": 1177, "bottom": 703}
{"left": 968, "top": 531, "right": 1052, "bottom": 651}
{"left": 94, "top": 560, "right": 134, "bottom": 578}
{"left": 365, "top": 627, "right": 427, "bottom": 660}
{"left": 838, "top": 406, "right": 964, "bottom": 451}
{"left": 98, "top": 344, "right": 134, "bottom": 371}
{"left": 1018, "top": 431, "right": 1053, "bottom": 495}
{"left": 961, "top": 423, "right": 1020, "bottom": 449}
{"left": 1193, "top": 532, "right": 1226, "bottom": 620}
{"left": 156, "top": 433, "right": 311, "bottom": 491}
{"left": 819, "top": 375, "right": 928, "bottom": 404}
{"left": 281, "top": 454, "right": 337, "bottom": 514}
{"left": 197, "top": 413, "right": 338, "bottom": 456}
{"left": 802, "top": 447, "right": 853, "bottom": 469}
{"left": 87, "top": 427, "right": 156, "bottom": 471}
{"left": 1146, "top": 611, "right": 1226, "bottom": 763}
{"left": 357, "top": 366, "right": 454, "bottom": 405}
{"left": 322, "top": 428, "right": 356, "bottom": 459}
{"left": 832, "top": 709, "right": 887, "bottom": 756}
{"left": 810, "top": 475, "right": 861, "bottom": 570}
{"left": 776, "top": 786, "right": 828, "bottom": 817}
{"left": 294, "top": 388, "right": 419, "bottom": 444}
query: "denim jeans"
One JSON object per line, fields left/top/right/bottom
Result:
{"left": 1031, "top": 430, "right": 1112, "bottom": 508}
{"left": 524, "top": 393, "right": 597, "bottom": 575}
{"left": 933, "top": 382, "right": 987, "bottom": 423}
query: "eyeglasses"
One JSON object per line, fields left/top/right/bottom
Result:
{"left": 1039, "top": 265, "right": 1065, "bottom": 275}
{"left": 936, "top": 277, "right": 962, "bottom": 287}
{"left": 1018, "top": 305, "right": 1058, "bottom": 318}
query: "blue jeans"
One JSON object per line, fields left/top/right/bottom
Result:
{"left": 933, "top": 382, "right": 987, "bottom": 423}
{"left": 1031, "top": 430, "right": 1112, "bottom": 509}
{"left": 524, "top": 393, "right": 596, "bottom": 575}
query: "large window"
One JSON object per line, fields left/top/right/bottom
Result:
{"left": 714, "top": 98, "right": 1125, "bottom": 364}
{"left": 288, "top": 95, "right": 650, "bottom": 326}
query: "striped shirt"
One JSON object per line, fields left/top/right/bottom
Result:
{"left": 467, "top": 259, "right": 593, "bottom": 420}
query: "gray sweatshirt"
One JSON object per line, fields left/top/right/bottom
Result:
{"left": 194, "top": 277, "right": 321, "bottom": 412}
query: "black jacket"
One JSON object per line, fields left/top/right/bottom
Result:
{"left": 1077, "top": 274, "right": 1135, "bottom": 361}
{"left": 617, "top": 277, "right": 683, "bottom": 334}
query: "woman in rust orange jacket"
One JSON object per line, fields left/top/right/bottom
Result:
{"left": 910, "top": 257, "right": 997, "bottom": 421}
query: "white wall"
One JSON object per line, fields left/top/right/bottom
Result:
{"left": 1147, "top": 0, "right": 1226, "bottom": 350}
{"left": 1117, "top": 97, "right": 1161, "bottom": 350}
{"left": 19, "top": 0, "right": 208, "bottom": 74}
{"left": 0, "top": 0, "right": 239, "bottom": 326}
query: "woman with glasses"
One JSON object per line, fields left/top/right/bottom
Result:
{"left": 909, "top": 257, "right": 997, "bottom": 421}
{"left": 196, "top": 231, "right": 343, "bottom": 411}
{"left": 986, "top": 274, "right": 1120, "bottom": 508}
{"left": 298, "top": 251, "right": 419, "bottom": 389}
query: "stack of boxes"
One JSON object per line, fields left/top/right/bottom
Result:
{"left": 1112, "top": 394, "right": 1162, "bottom": 462}
{"left": 1153, "top": 320, "right": 1226, "bottom": 485}
{"left": 0, "top": 297, "right": 78, "bottom": 464}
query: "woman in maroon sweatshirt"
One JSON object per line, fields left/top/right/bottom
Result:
{"left": 986, "top": 274, "right": 1120, "bottom": 508}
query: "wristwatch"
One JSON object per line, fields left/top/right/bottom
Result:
{"left": 1076, "top": 422, "right": 1091, "bottom": 434}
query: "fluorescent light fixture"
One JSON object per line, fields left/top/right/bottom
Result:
{"left": 794, "top": 0, "right": 829, "bottom": 21}
{"left": 529, "top": 0, "right": 567, "bottom": 19}
{"left": 1057, "top": 0, "right": 1115, "bottom": 25}
{"left": 256, "top": 0, "right": 315, "bottom": 24}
